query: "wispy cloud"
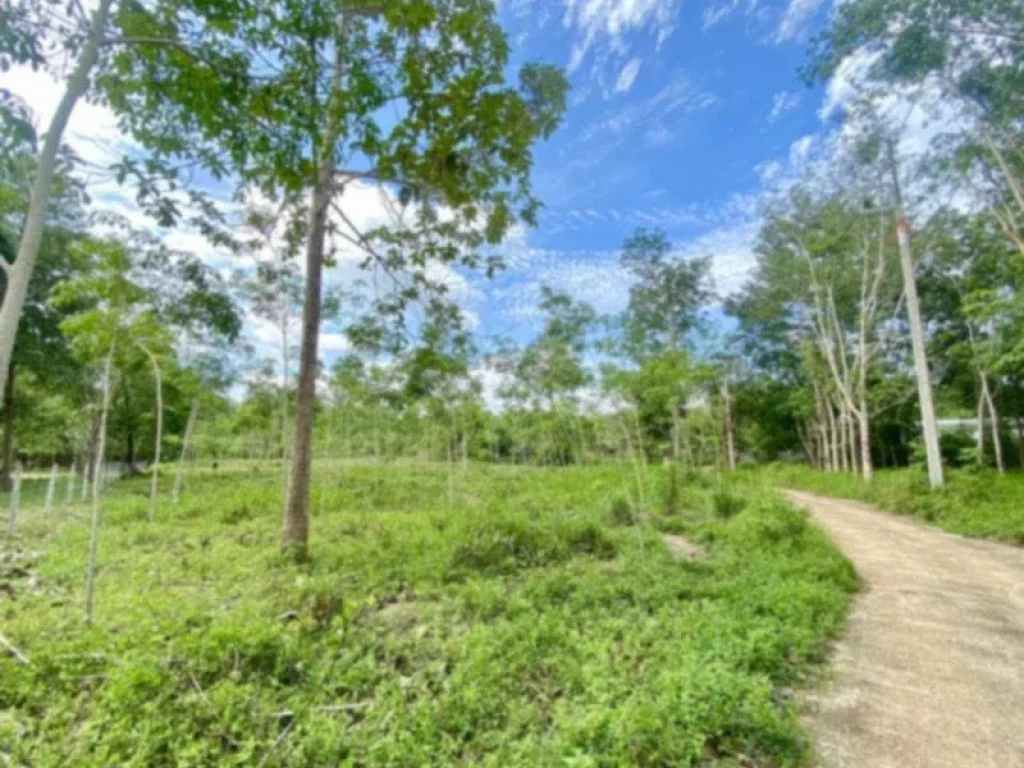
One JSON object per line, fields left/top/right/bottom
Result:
{"left": 579, "top": 75, "right": 716, "bottom": 147}
{"left": 614, "top": 58, "right": 643, "bottom": 93}
{"left": 562, "top": 0, "right": 682, "bottom": 73}
{"left": 767, "top": 90, "right": 803, "bottom": 124}
{"left": 702, "top": 0, "right": 761, "bottom": 31}
{"left": 773, "top": 0, "right": 827, "bottom": 43}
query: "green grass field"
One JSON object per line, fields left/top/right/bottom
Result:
{"left": 2, "top": 463, "right": 856, "bottom": 766}
{"left": 751, "top": 464, "right": 1024, "bottom": 544}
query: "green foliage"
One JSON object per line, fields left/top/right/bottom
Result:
{"left": 604, "top": 494, "right": 635, "bottom": 526}
{"left": 0, "top": 463, "right": 855, "bottom": 766}
{"left": 712, "top": 489, "right": 747, "bottom": 520}
{"left": 753, "top": 464, "right": 1024, "bottom": 543}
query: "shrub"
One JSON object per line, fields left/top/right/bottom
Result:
{"left": 712, "top": 490, "right": 746, "bottom": 519}
{"left": 605, "top": 495, "right": 635, "bottom": 526}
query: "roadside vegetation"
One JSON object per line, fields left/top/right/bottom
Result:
{"left": 2, "top": 463, "right": 855, "bottom": 766}
{"left": 753, "top": 464, "right": 1024, "bottom": 544}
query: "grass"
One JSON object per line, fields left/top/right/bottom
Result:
{"left": 1, "top": 462, "right": 856, "bottom": 766}
{"left": 752, "top": 463, "right": 1024, "bottom": 544}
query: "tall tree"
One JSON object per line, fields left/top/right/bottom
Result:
{"left": 107, "top": 0, "right": 568, "bottom": 557}
{"left": 615, "top": 227, "right": 712, "bottom": 460}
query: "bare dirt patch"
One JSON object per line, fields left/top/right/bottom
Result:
{"left": 786, "top": 490, "right": 1024, "bottom": 768}
{"left": 661, "top": 533, "right": 703, "bottom": 561}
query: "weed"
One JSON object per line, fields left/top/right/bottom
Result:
{"left": 0, "top": 463, "right": 854, "bottom": 767}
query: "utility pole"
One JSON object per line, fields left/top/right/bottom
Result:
{"left": 886, "top": 138, "right": 943, "bottom": 488}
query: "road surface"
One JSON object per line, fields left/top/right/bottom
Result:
{"left": 785, "top": 490, "right": 1024, "bottom": 768}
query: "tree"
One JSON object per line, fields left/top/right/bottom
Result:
{"left": 0, "top": 152, "right": 90, "bottom": 488}
{"left": 105, "top": 0, "right": 568, "bottom": 557}
{"left": 613, "top": 227, "right": 712, "bottom": 461}
{"left": 619, "top": 228, "right": 712, "bottom": 359}
{"left": 728, "top": 182, "right": 906, "bottom": 479}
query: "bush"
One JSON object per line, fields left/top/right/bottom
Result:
{"left": 605, "top": 495, "right": 635, "bottom": 526}
{"left": 712, "top": 490, "right": 747, "bottom": 519}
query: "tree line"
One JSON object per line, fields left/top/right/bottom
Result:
{"left": 2, "top": 0, "right": 1022, "bottom": 562}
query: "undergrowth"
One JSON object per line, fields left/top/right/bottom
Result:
{"left": 1, "top": 462, "right": 856, "bottom": 766}
{"left": 753, "top": 463, "right": 1024, "bottom": 543}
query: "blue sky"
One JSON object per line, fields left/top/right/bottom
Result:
{"left": 8, "top": 0, "right": 853, "bottom": 372}
{"left": 468, "top": 0, "right": 835, "bottom": 343}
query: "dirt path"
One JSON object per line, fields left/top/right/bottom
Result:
{"left": 785, "top": 490, "right": 1024, "bottom": 768}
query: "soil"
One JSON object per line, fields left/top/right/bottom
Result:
{"left": 786, "top": 490, "right": 1024, "bottom": 768}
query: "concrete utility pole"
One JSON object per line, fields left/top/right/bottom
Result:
{"left": 886, "top": 139, "right": 943, "bottom": 488}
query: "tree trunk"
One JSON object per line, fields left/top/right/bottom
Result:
{"left": 7, "top": 463, "right": 20, "bottom": 538}
{"left": 1016, "top": 414, "right": 1024, "bottom": 468}
{"left": 2, "top": 364, "right": 14, "bottom": 493}
{"left": 0, "top": 0, "right": 113, "bottom": 406}
{"left": 85, "top": 345, "right": 115, "bottom": 625}
{"left": 887, "top": 139, "right": 943, "bottom": 488}
{"left": 282, "top": 12, "right": 347, "bottom": 558}
{"left": 827, "top": 400, "right": 839, "bottom": 472}
{"left": 981, "top": 373, "right": 1004, "bottom": 474}
{"left": 858, "top": 389, "right": 873, "bottom": 483}
{"left": 976, "top": 388, "right": 986, "bottom": 465}
{"left": 139, "top": 343, "right": 163, "bottom": 523}
{"left": 44, "top": 462, "right": 57, "bottom": 518}
{"left": 66, "top": 458, "right": 76, "bottom": 505}
{"left": 125, "top": 426, "right": 135, "bottom": 473}
{"left": 837, "top": 404, "right": 849, "bottom": 473}
{"left": 280, "top": 298, "right": 290, "bottom": 502}
{"left": 173, "top": 399, "right": 198, "bottom": 504}
{"left": 722, "top": 379, "right": 736, "bottom": 471}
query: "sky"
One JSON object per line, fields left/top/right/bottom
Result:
{"left": 475, "top": 0, "right": 846, "bottom": 341}
{"left": 4, "top": 0, "right": 865, "bottom": 375}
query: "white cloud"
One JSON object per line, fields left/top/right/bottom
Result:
{"left": 789, "top": 134, "right": 816, "bottom": 166}
{"left": 773, "top": 0, "right": 827, "bottom": 43}
{"left": 702, "top": 0, "right": 761, "bottom": 30}
{"left": 614, "top": 58, "right": 643, "bottom": 93}
{"left": 563, "top": 0, "right": 681, "bottom": 73}
{"left": 767, "top": 90, "right": 803, "bottom": 124}
{"left": 578, "top": 74, "right": 716, "bottom": 148}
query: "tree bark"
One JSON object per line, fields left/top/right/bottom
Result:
{"left": 85, "top": 345, "right": 115, "bottom": 625}
{"left": 721, "top": 378, "right": 736, "bottom": 471}
{"left": 2, "top": 364, "right": 14, "bottom": 493}
{"left": 0, "top": 0, "right": 113, "bottom": 406}
{"left": 980, "top": 373, "right": 1004, "bottom": 474}
{"left": 887, "top": 138, "right": 943, "bottom": 488}
{"left": 138, "top": 343, "right": 163, "bottom": 523}
{"left": 1016, "top": 414, "right": 1024, "bottom": 468}
{"left": 282, "top": 12, "right": 347, "bottom": 557}
{"left": 44, "top": 462, "right": 57, "bottom": 518}
{"left": 7, "top": 463, "right": 20, "bottom": 538}
{"left": 66, "top": 458, "right": 76, "bottom": 505}
{"left": 858, "top": 333, "right": 874, "bottom": 482}
{"left": 827, "top": 399, "right": 840, "bottom": 472}
{"left": 280, "top": 296, "right": 290, "bottom": 501}
{"left": 976, "top": 388, "right": 986, "bottom": 465}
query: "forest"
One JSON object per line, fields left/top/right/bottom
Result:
{"left": 1, "top": 0, "right": 1023, "bottom": 765}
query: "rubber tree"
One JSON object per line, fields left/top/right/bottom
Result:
{"left": 616, "top": 227, "right": 713, "bottom": 462}
{"left": 106, "top": 0, "right": 569, "bottom": 558}
{"left": 0, "top": 153, "right": 89, "bottom": 490}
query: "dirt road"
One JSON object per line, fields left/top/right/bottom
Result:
{"left": 785, "top": 490, "right": 1024, "bottom": 768}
